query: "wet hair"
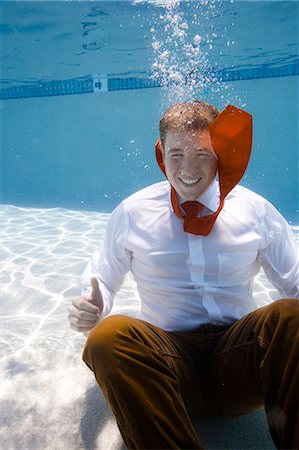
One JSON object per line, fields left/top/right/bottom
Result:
{"left": 159, "top": 100, "right": 220, "bottom": 147}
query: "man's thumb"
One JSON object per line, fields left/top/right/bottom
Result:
{"left": 90, "top": 278, "right": 102, "bottom": 300}
{"left": 90, "top": 278, "right": 103, "bottom": 312}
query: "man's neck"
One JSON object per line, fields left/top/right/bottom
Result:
{"left": 176, "top": 180, "right": 219, "bottom": 214}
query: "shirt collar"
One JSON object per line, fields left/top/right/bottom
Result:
{"left": 169, "top": 179, "right": 220, "bottom": 214}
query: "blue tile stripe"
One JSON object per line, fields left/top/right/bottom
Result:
{"left": 1, "top": 62, "right": 298, "bottom": 100}
{"left": 0, "top": 77, "right": 94, "bottom": 100}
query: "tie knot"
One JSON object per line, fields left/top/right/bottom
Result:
{"left": 181, "top": 201, "right": 204, "bottom": 218}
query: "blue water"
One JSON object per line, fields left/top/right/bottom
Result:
{"left": 1, "top": 3, "right": 298, "bottom": 449}
{"left": 1, "top": 0, "right": 298, "bottom": 223}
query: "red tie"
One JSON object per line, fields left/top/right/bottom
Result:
{"left": 181, "top": 201, "right": 204, "bottom": 219}
{"left": 155, "top": 105, "right": 253, "bottom": 236}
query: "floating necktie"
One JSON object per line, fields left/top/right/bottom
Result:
{"left": 181, "top": 201, "right": 204, "bottom": 232}
{"left": 181, "top": 201, "right": 204, "bottom": 218}
{"left": 155, "top": 105, "right": 253, "bottom": 236}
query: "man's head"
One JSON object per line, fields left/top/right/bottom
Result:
{"left": 157, "top": 100, "right": 220, "bottom": 201}
{"left": 159, "top": 100, "right": 219, "bottom": 147}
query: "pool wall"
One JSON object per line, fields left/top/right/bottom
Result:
{"left": 1, "top": 75, "right": 298, "bottom": 223}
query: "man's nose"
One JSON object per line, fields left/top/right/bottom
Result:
{"left": 181, "top": 155, "right": 198, "bottom": 174}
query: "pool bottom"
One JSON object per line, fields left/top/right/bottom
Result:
{"left": 1, "top": 203, "right": 296, "bottom": 449}
{"left": 2, "top": 203, "right": 296, "bottom": 353}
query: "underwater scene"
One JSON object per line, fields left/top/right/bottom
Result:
{"left": 1, "top": 1, "right": 298, "bottom": 448}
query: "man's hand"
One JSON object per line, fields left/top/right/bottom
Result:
{"left": 68, "top": 278, "right": 103, "bottom": 333}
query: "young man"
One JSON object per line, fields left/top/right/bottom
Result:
{"left": 68, "top": 101, "right": 298, "bottom": 449}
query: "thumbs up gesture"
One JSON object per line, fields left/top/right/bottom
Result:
{"left": 68, "top": 277, "right": 104, "bottom": 333}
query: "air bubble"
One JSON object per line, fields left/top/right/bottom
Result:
{"left": 193, "top": 35, "right": 201, "bottom": 45}
{"left": 150, "top": 0, "right": 224, "bottom": 106}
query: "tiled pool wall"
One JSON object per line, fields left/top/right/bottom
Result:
{"left": 1, "top": 61, "right": 299, "bottom": 100}
{"left": 1, "top": 74, "right": 298, "bottom": 224}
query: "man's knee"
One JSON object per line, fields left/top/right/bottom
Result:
{"left": 267, "top": 298, "right": 298, "bottom": 324}
{"left": 259, "top": 298, "right": 299, "bottom": 346}
{"left": 82, "top": 314, "right": 140, "bottom": 371}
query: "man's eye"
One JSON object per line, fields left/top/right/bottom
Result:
{"left": 171, "top": 154, "right": 183, "bottom": 159}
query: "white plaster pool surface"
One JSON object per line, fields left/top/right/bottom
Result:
{"left": 2, "top": 204, "right": 297, "bottom": 449}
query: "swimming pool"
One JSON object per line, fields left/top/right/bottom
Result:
{"left": 0, "top": 1, "right": 298, "bottom": 449}
{"left": 1, "top": 0, "right": 298, "bottom": 220}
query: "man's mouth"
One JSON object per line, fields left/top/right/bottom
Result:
{"left": 179, "top": 177, "right": 201, "bottom": 186}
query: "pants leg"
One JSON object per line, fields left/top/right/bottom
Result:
{"left": 83, "top": 299, "right": 299, "bottom": 449}
{"left": 83, "top": 314, "right": 204, "bottom": 450}
{"left": 208, "top": 298, "right": 299, "bottom": 449}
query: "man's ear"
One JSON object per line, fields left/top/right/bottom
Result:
{"left": 156, "top": 139, "right": 164, "bottom": 159}
{"left": 155, "top": 139, "right": 166, "bottom": 176}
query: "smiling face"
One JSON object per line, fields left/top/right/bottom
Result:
{"left": 162, "top": 129, "right": 218, "bottom": 201}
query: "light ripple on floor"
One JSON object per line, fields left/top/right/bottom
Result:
{"left": 1, "top": 204, "right": 297, "bottom": 449}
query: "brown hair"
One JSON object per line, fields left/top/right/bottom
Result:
{"left": 159, "top": 100, "right": 220, "bottom": 147}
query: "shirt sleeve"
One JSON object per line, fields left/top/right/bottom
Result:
{"left": 80, "top": 202, "right": 132, "bottom": 318}
{"left": 257, "top": 201, "right": 299, "bottom": 299}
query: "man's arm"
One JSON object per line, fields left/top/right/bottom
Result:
{"left": 257, "top": 201, "right": 299, "bottom": 299}
{"left": 68, "top": 203, "right": 132, "bottom": 332}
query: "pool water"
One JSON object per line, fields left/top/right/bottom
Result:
{"left": 1, "top": 0, "right": 298, "bottom": 219}
{"left": 0, "top": 1, "right": 298, "bottom": 449}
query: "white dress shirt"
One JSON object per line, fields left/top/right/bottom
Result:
{"left": 81, "top": 180, "right": 298, "bottom": 332}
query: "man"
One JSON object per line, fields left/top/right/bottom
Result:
{"left": 68, "top": 100, "right": 298, "bottom": 449}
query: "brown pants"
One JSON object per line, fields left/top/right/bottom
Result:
{"left": 83, "top": 299, "right": 299, "bottom": 449}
